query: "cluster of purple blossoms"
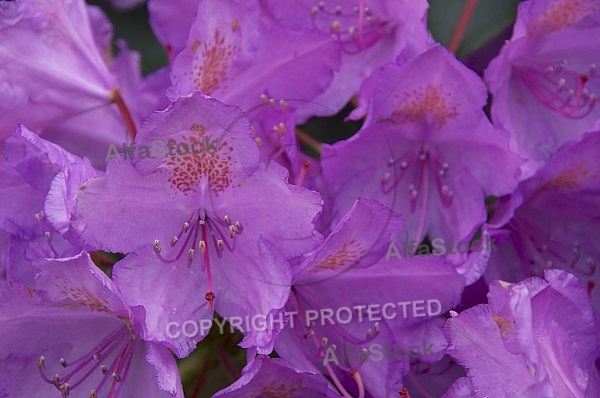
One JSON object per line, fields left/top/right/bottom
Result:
{"left": 0, "top": 0, "right": 599, "bottom": 397}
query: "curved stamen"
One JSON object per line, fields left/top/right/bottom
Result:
{"left": 38, "top": 326, "right": 137, "bottom": 398}
{"left": 310, "top": 1, "right": 388, "bottom": 54}
{"left": 510, "top": 216, "right": 594, "bottom": 275}
{"left": 518, "top": 60, "right": 598, "bottom": 119}
{"left": 153, "top": 209, "right": 243, "bottom": 312}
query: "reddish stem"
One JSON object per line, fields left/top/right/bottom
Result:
{"left": 190, "top": 356, "right": 213, "bottom": 398}
{"left": 448, "top": 0, "right": 479, "bottom": 54}
{"left": 111, "top": 88, "right": 137, "bottom": 140}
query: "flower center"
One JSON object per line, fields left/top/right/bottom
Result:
{"left": 152, "top": 209, "right": 243, "bottom": 311}
{"left": 309, "top": 1, "right": 390, "bottom": 54}
{"left": 381, "top": 147, "right": 454, "bottom": 208}
{"left": 516, "top": 60, "right": 598, "bottom": 119}
{"left": 509, "top": 216, "right": 596, "bottom": 276}
{"left": 37, "top": 325, "right": 138, "bottom": 398}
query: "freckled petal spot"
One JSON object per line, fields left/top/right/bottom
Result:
{"left": 163, "top": 126, "right": 235, "bottom": 196}
{"left": 310, "top": 239, "right": 367, "bottom": 271}
{"left": 529, "top": 0, "right": 597, "bottom": 34}
{"left": 259, "top": 381, "right": 302, "bottom": 397}
{"left": 390, "top": 84, "right": 459, "bottom": 127}
{"left": 192, "top": 29, "right": 240, "bottom": 95}
{"left": 537, "top": 163, "right": 592, "bottom": 191}
{"left": 62, "top": 287, "right": 111, "bottom": 313}
{"left": 492, "top": 314, "right": 513, "bottom": 337}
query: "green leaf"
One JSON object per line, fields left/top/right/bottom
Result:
{"left": 427, "top": 0, "right": 519, "bottom": 58}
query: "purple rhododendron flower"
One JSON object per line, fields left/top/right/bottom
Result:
{"left": 0, "top": 252, "right": 183, "bottom": 397}
{"left": 485, "top": 130, "right": 600, "bottom": 309}
{"left": 260, "top": 0, "right": 432, "bottom": 120}
{"left": 486, "top": 0, "right": 600, "bottom": 173}
{"left": 445, "top": 269, "right": 600, "bottom": 397}
{"left": 0, "top": 125, "right": 97, "bottom": 284}
{"left": 0, "top": 0, "right": 116, "bottom": 136}
{"left": 170, "top": 0, "right": 342, "bottom": 113}
{"left": 71, "top": 93, "right": 322, "bottom": 356}
{"left": 275, "top": 198, "right": 465, "bottom": 397}
{"left": 323, "top": 45, "right": 523, "bottom": 244}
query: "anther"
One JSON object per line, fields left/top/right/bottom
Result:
{"left": 153, "top": 239, "right": 161, "bottom": 253}
{"left": 59, "top": 383, "right": 70, "bottom": 395}
{"left": 170, "top": 236, "right": 178, "bottom": 246}
{"left": 188, "top": 249, "right": 194, "bottom": 260}
{"left": 217, "top": 239, "right": 224, "bottom": 251}
{"left": 279, "top": 99, "right": 288, "bottom": 111}
{"left": 335, "top": 5, "right": 341, "bottom": 14}
{"left": 321, "top": 337, "right": 328, "bottom": 347}
{"left": 557, "top": 78, "right": 566, "bottom": 91}
{"left": 198, "top": 240, "right": 206, "bottom": 252}
{"left": 59, "top": 358, "right": 67, "bottom": 367}
{"left": 318, "top": 1, "right": 325, "bottom": 10}
{"left": 229, "top": 225, "right": 236, "bottom": 238}
{"left": 223, "top": 215, "right": 231, "bottom": 225}
{"left": 269, "top": 98, "right": 275, "bottom": 107}
{"left": 400, "top": 161, "right": 407, "bottom": 169}
{"left": 38, "top": 356, "right": 45, "bottom": 368}
{"left": 348, "top": 26, "right": 356, "bottom": 38}
{"left": 35, "top": 211, "right": 44, "bottom": 222}
{"left": 183, "top": 222, "right": 190, "bottom": 232}
{"left": 330, "top": 20, "right": 341, "bottom": 33}
{"left": 100, "top": 365, "right": 107, "bottom": 374}
{"left": 261, "top": 93, "right": 268, "bottom": 104}
{"left": 387, "top": 158, "right": 395, "bottom": 166}
{"left": 44, "top": 231, "right": 51, "bottom": 240}
{"left": 235, "top": 221, "right": 243, "bottom": 233}
{"left": 112, "top": 372, "right": 121, "bottom": 382}
{"left": 93, "top": 354, "right": 101, "bottom": 360}
{"left": 90, "top": 390, "right": 97, "bottom": 398}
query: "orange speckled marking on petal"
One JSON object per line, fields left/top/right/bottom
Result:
{"left": 192, "top": 29, "right": 239, "bottom": 95}
{"left": 529, "top": 0, "right": 597, "bottom": 34}
{"left": 164, "top": 125, "right": 234, "bottom": 196}
{"left": 492, "top": 315, "right": 514, "bottom": 337}
{"left": 311, "top": 239, "right": 367, "bottom": 271}
{"left": 250, "top": 381, "right": 302, "bottom": 398}
{"left": 63, "top": 287, "right": 110, "bottom": 312}
{"left": 390, "top": 84, "right": 459, "bottom": 127}
{"left": 537, "top": 163, "right": 591, "bottom": 191}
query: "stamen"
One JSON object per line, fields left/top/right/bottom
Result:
{"left": 235, "top": 221, "right": 243, "bottom": 233}
{"left": 518, "top": 60, "right": 598, "bottom": 119}
{"left": 38, "top": 326, "right": 137, "bottom": 398}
